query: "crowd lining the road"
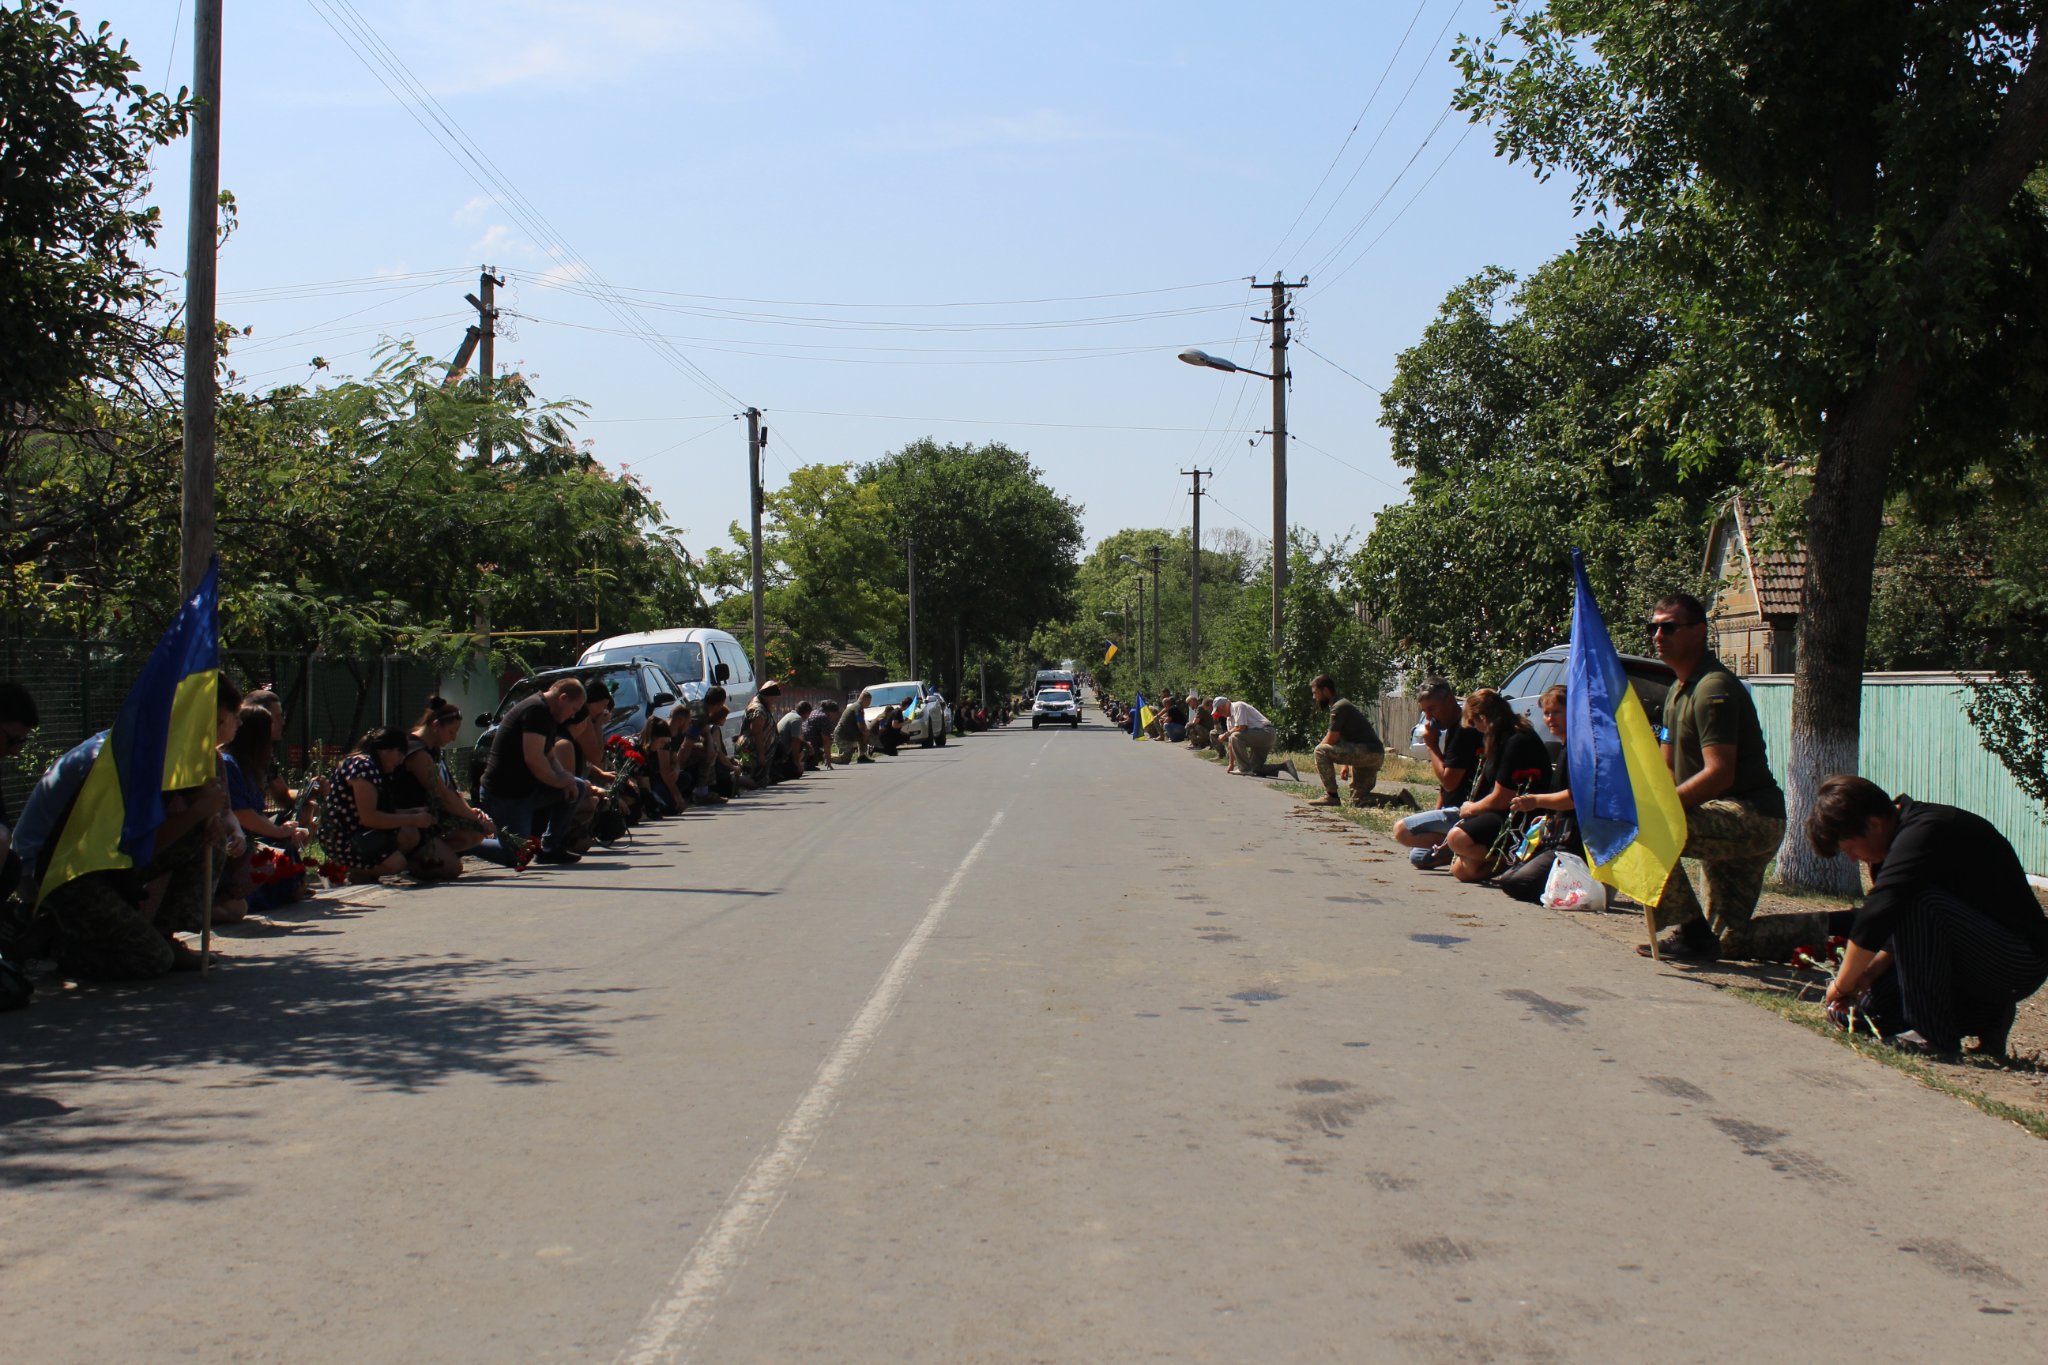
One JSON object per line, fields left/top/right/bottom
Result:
{"left": 0, "top": 675, "right": 1006, "bottom": 997}
{"left": 1100, "top": 589, "right": 2048, "bottom": 1065}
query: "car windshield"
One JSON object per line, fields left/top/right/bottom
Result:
{"left": 1036, "top": 691, "right": 1071, "bottom": 704}
{"left": 866, "top": 683, "right": 922, "bottom": 708}
{"left": 584, "top": 642, "right": 703, "bottom": 684}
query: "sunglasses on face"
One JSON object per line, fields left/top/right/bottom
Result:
{"left": 1648, "top": 619, "right": 1701, "bottom": 636}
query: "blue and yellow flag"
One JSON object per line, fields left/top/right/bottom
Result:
{"left": 1102, "top": 639, "right": 1118, "bottom": 664}
{"left": 1129, "top": 691, "right": 1147, "bottom": 739}
{"left": 38, "top": 561, "right": 220, "bottom": 904}
{"left": 1564, "top": 550, "right": 1686, "bottom": 907}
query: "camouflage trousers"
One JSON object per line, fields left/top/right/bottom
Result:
{"left": 45, "top": 832, "right": 209, "bottom": 981}
{"left": 1315, "top": 741, "right": 1384, "bottom": 803}
{"left": 1652, "top": 799, "right": 1822, "bottom": 961}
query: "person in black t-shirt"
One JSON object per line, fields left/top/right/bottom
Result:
{"left": 480, "top": 678, "right": 590, "bottom": 865}
{"left": 1443, "top": 688, "right": 1553, "bottom": 882}
{"left": 1806, "top": 775, "right": 2048, "bottom": 1057}
{"left": 1394, "top": 678, "right": 1483, "bottom": 869}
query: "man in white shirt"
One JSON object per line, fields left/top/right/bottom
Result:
{"left": 1217, "top": 695, "right": 1285, "bottom": 777}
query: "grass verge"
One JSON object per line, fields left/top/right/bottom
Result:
{"left": 1725, "top": 985, "right": 2048, "bottom": 1140}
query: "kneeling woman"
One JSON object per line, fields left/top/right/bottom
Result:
{"left": 323, "top": 728, "right": 438, "bottom": 881}
{"left": 390, "top": 698, "right": 529, "bottom": 875}
{"left": 1442, "top": 688, "right": 1552, "bottom": 884}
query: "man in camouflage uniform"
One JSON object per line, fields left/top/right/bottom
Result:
{"left": 1640, "top": 593, "right": 1821, "bottom": 962}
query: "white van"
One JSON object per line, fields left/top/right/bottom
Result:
{"left": 579, "top": 628, "right": 758, "bottom": 740}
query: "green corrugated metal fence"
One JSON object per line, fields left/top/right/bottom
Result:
{"left": 1749, "top": 675, "right": 2048, "bottom": 878}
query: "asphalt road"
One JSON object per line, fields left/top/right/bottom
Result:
{"left": 6, "top": 711, "right": 2048, "bottom": 1362}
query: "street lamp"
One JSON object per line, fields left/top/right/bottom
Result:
{"left": 1177, "top": 278, "right": 1302, "bottom": 658}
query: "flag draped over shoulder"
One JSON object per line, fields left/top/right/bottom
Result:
{"left": 1102, "top": 639, "right": 1118, "bottom": 664}
{"left": 37, "top": 561, "right": 220, "bottom": 904}
{"left": 1564, "top": 550, "right": 1686, "bottom": 907}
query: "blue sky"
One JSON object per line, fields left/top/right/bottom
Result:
{"left": 95, "top": 0, "right": 1582, "bottom": 560}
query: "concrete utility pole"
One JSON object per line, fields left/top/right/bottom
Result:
{"left": 1260, "top": 277, "right": 1304, "bottom": 657}
{"left": 1147, "top": 545, "right": 1163, "bottom": 673}
{"left": 747, "top": 408, "right": 765, "bottom": 676}
{"left": 906, "top": 538, "right": 919, "bottom": 680}
{"left": 1183, "top": 467, "right": 1211, "bottom": 674}
{"left": 180, "top": 0, "right": 224, "bottom": 597}
{"left": 469, "top": 267, "right": 504, "bottom": 463}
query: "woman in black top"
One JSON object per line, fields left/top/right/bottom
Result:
{"left": 391, "top": 698, "right": 525, "bottom": 878}
{"left": 1444, "top": 688, "right": 1553, "bottom": 883}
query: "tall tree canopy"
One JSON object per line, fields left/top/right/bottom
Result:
{"left": 0, "top": 1, "right": 190, "bottom": 427}
{"left": 1459, "top": 0, "right": 2048, "bottom": 886}
{"left": 1356, "top": 246, "right": 1739, "bottom": 687}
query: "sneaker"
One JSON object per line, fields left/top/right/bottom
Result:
{"left": 533, "top": 849, "right": 582, "bottom": 867}
{"left": 1305, "top": 794, "right": 1342, "bottom": 807}
{"left": 1886, "top": 1029, "right": 1961, "bottom": 1061}
{"left": 1408, "top": 845, "right": 1454, "bottom": 871}
{"left": 1637, "top": 920, "right": 1720, "bottom": 961}
{"left": 855, "top": 755, "right": 875, "bottom": 764}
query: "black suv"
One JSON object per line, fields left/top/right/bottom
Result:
{"left": 466, "top": 659, "right": 686, "bottom": 796}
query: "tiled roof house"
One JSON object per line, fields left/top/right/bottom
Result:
{"left": 1704, "top": 494, "right": 1807, "bottom": 676}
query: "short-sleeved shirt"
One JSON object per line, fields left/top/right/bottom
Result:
{"left": 803, "top": 712, "right": 833, "bottom": 745}
{"left": 1165, "top": 698, "right": 1189, "bottom": 725}
{"left": 1429, "top": 722, "right": 1484, "bottom": 807}
{"left": 835, "top": 705, "right": 864, "bottom": 740}
{"left": 325, "top": 754, "right": 386, "bottom": 868}
{"left": 1850, "top": 798, "right": 2048, "bottom": 955}
{"left": 776, "top": 710, "right": 804, "bottom": 742}
{"left": 1666, "top": 655, "right": 1784, "bottom": 818}
{"left": 383, "top": 737, "right": 437, "bottom": 810}
{"left": 1328, "top": 698, "right": 1382, "bottom": 750}
{"left": 222, "top": 751, "right": 266, "bottom": 815}
{"left": 483, "top": 695, "right": 561, "bottom": 800}
{"left": 1229, "top": 701, "right": 1273, "bottom": 730}
{"left": 1473, "top": 725, "right": 1552, "bottom": 801}
{"left": 12, "top": 733, "right": 106, "bottom": 882}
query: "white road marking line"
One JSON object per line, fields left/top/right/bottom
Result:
{"left": 615, "top": 809, "right": 1009, "bottom": 1365}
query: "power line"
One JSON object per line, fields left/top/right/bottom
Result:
{"left": 769, "top": 408, "right": 1263, "bottom": 435}
{"left": 1263, "top": 0, "right": 1433, "bottom": 269}
{"left": 303, "top": 0, "right": 745, "bottom": 411}
{"left": 1289, "top": 0, "right": 1469, "bottom": 277}
{"left": 513, "top": 277, "right": 1248, "bottom": 311}
{"left": 1315, "top": 123, "right": 1477, "bottom": 293}
{"left": 1298, "top": 342, "right": 1384, "bottom": 395}
{"left": 1289, "top": 435, "right": 1407, "bottom": 496}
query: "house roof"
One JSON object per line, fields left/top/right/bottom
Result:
{"left": 1730, "top": 495, "right": 1807, "bottom": 618}
{"left": 827, "top": 643, "right": 884, "bottom": 671}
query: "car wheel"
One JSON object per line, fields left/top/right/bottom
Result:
{"left": 1032, "top": 720, "right": 1041, "bottom": 729}
{"left": 936, "top": 729, "right": 947, "bottom": 747}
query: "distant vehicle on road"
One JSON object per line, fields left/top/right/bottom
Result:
{"left": 1033, "top": 668, "right": 1078, "bottom": 703}
{"left": 863, "top": 680, "right": 949, "bottom": 748}
{"left": 1031, "top": 689, "right": 1081, "bottom": 729}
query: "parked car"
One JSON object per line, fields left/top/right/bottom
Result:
{"left": 579, "top": 627, "right": 757, "bottom": 741}
{"left": 467, "top": 659, "right": 684, "bottom": 796}
{"left": 1030, "top": 688, "right": 1081, "bottom": 729}
{"left": 862, "top": 680, "right": 948, "bottom": 748}
{"left": 1405, "top": 647, "right": 1677, "bottom": 759}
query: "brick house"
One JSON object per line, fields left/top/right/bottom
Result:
{"left": 1704, "top": 494, "right": 1805, "bottom": 677}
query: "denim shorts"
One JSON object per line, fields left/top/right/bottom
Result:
{"left": 1403, "top": 807, "right": 1458, "bottom": 839}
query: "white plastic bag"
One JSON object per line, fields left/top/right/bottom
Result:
{"left": 1540, "top": 850, "right": 1608, "bottom": 912}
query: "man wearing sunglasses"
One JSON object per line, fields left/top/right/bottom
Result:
{"left": 1639, "top": 593, "right": 1811, "bottom": 961}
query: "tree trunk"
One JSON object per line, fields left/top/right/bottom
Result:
{"left": 1775, "top": 378, "right": 1915, "bottom": 892}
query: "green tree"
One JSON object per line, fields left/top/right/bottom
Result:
{"left": 1356, "top": 247, "right": 1734, "bottom": 687}
{"left": 858, "top": 439, "right": 1084, "bottom": 696}
{"left": 1214, "top": 533, "right": 1389, "bottom": 748}
{"left": 0, "top": 2, "right": 190, "bottom": 429}
{"left": 1459, "top": 0, "right": 2048, "bottom": 888}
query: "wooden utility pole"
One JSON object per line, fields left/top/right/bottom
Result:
{"left": 906, "top": 538, "right": 918, "bottom": 679}
{"left": 1259, "top": 278, "right": 1304, "bottom": 657}
{"left": 181, "top": 0, "right": 224, "bottom": 598}
{"left": 1183, "top": 467, "right": 1210, "bottom": 675}
{"left": 747, "top": 407, "right": 765, "bottom": 675}
{"left": 469, "top": 267, "right": 504, "bottom": 463}
{"left": 1147, "top": 544, "right": 1163, "bottom": 674}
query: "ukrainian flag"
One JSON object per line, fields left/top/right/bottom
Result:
{"left": 37, "top": 561, "right": 221, "bottom": 904}
{"left": 1563, "top": 550, "right": 1686, "bottom": 907}
{"left": 1102, "top": 639, "right": 1118, "bottom": 664}
{"left": 1129, "top": 691, "right": 1147, "bottom": 739}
